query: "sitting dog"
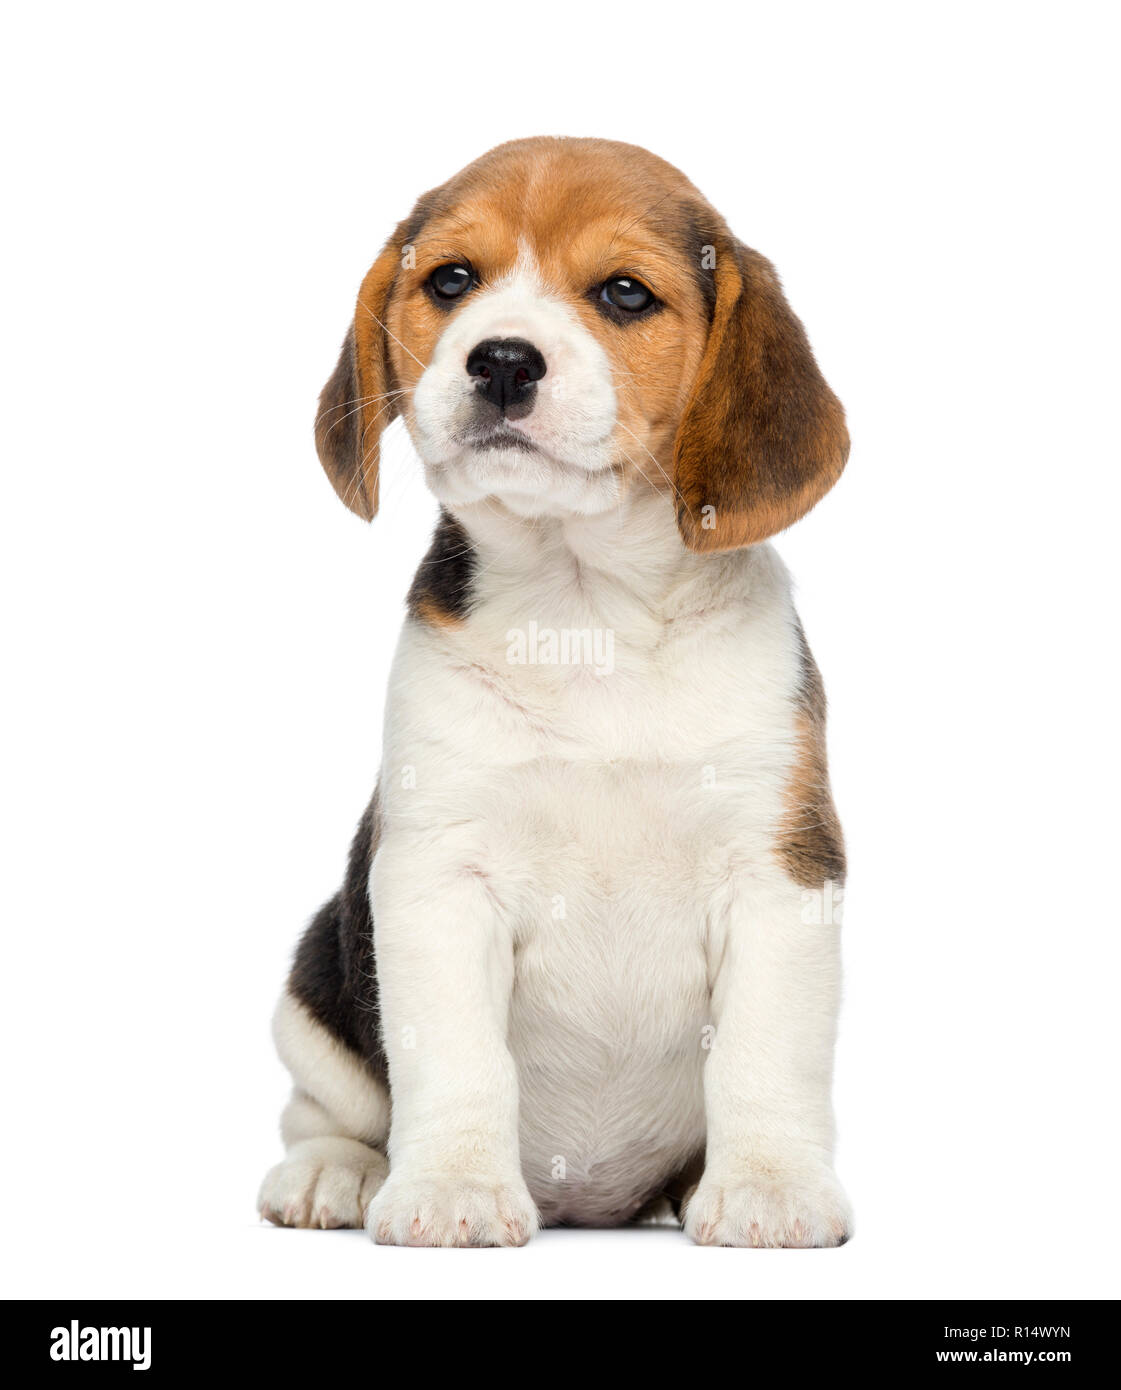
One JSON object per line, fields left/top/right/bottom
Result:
{"left": 259, "top": 136, "right": 852, "bottom": 1247}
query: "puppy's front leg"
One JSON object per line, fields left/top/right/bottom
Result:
{"left": 687, "top": 873, "right": 852, "bottom": 1248}
{"left": 365, "top": 840, "right": 537, "bottom": 1247}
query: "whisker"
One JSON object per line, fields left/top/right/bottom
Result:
{"left": 357, "top": 300, "right": 426, "bottom": 370}
{"left": 315, "top": 390, "right": 405, "bottom": 423}
{"left": 340, "top": 394, "right": 412, "bottom": 511}
{"left": 614, "top": 420, "right": 695, "bottom": 522}
{"left": 319, "top": 390, "right": 411, "bottom": 439}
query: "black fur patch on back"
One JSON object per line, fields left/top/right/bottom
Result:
{"left": 406, "top": 510, "right": 477, "bottom": 625}
{"left": 288, "top": 790, "right": 387, "bottom": 1078}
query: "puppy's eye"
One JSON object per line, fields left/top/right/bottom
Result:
{"left": 429, "top": 263, "right": 474, "bottom": 300}
{"left": 600, "top": 276, "right": 654, "bottom": 313}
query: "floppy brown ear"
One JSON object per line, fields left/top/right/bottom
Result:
{"left": 673, "top": 234, "right": 849, "bottom": 551}
{"left": 314, "top": 244, "right": 403, "bottom": 520}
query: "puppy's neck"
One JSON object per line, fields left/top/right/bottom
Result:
{"left": 450, "top": 484, "right": 705, "bottom": 608}
{"left": 437, "top": 482, "right": 777, "bottom": 653}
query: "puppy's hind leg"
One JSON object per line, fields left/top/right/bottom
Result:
{"left": 258, "top": 991, "right": 390, "bottom": 1230}
{"left": 260, "top": 792, "right": 392, "bottom": 1229}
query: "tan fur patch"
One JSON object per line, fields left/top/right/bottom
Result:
{"left": 778, "top": 624, "right": 846, "bottom": 888}
{"left": 413, "top": 595, "right": 457, "bottom": 628}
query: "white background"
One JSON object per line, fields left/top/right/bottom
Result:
{"left": 2, "top": 0, "right": 1118, "bottom": 1301}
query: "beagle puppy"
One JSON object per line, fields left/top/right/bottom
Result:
{"left": 259, "top": 137, "right": 851, "bottom": 1247}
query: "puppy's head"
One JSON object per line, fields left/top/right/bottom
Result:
{"left": 316, "top": 137, "right": 848, "bottom": 549}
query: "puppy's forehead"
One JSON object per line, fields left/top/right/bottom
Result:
{"left": 410, "top": 138, "right": 709, "bottom": 269}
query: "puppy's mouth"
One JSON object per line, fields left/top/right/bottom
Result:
{"left": 454, "top": 422, "right": 540, "bottom": 454}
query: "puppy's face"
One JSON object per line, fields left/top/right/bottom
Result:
{"left": 317, "top": 138, "right": 849, "bottom": 550}
{"left": 394, "top": 145, "right": 710, "bottom": 519}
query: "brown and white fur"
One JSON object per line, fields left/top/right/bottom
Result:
{"left": 259, "top": 137, "right": 852, "bottom": 1247}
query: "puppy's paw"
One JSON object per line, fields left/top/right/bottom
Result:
{"left": 684, "top": 1165, "right": 851, "bottom": 1248}
{"left": 366, "top": 1172, "right": 538, "bottom": 1247}
{"left": 258, "top": 1137, "right": 388, "bottom": 1230}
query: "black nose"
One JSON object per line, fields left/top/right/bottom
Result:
{"left": 466, "top": 338, "right": 547, "bottom": 414}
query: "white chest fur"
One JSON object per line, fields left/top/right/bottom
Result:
{"left": 375, "top": 494, "right": 805, "bottom": 1221}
